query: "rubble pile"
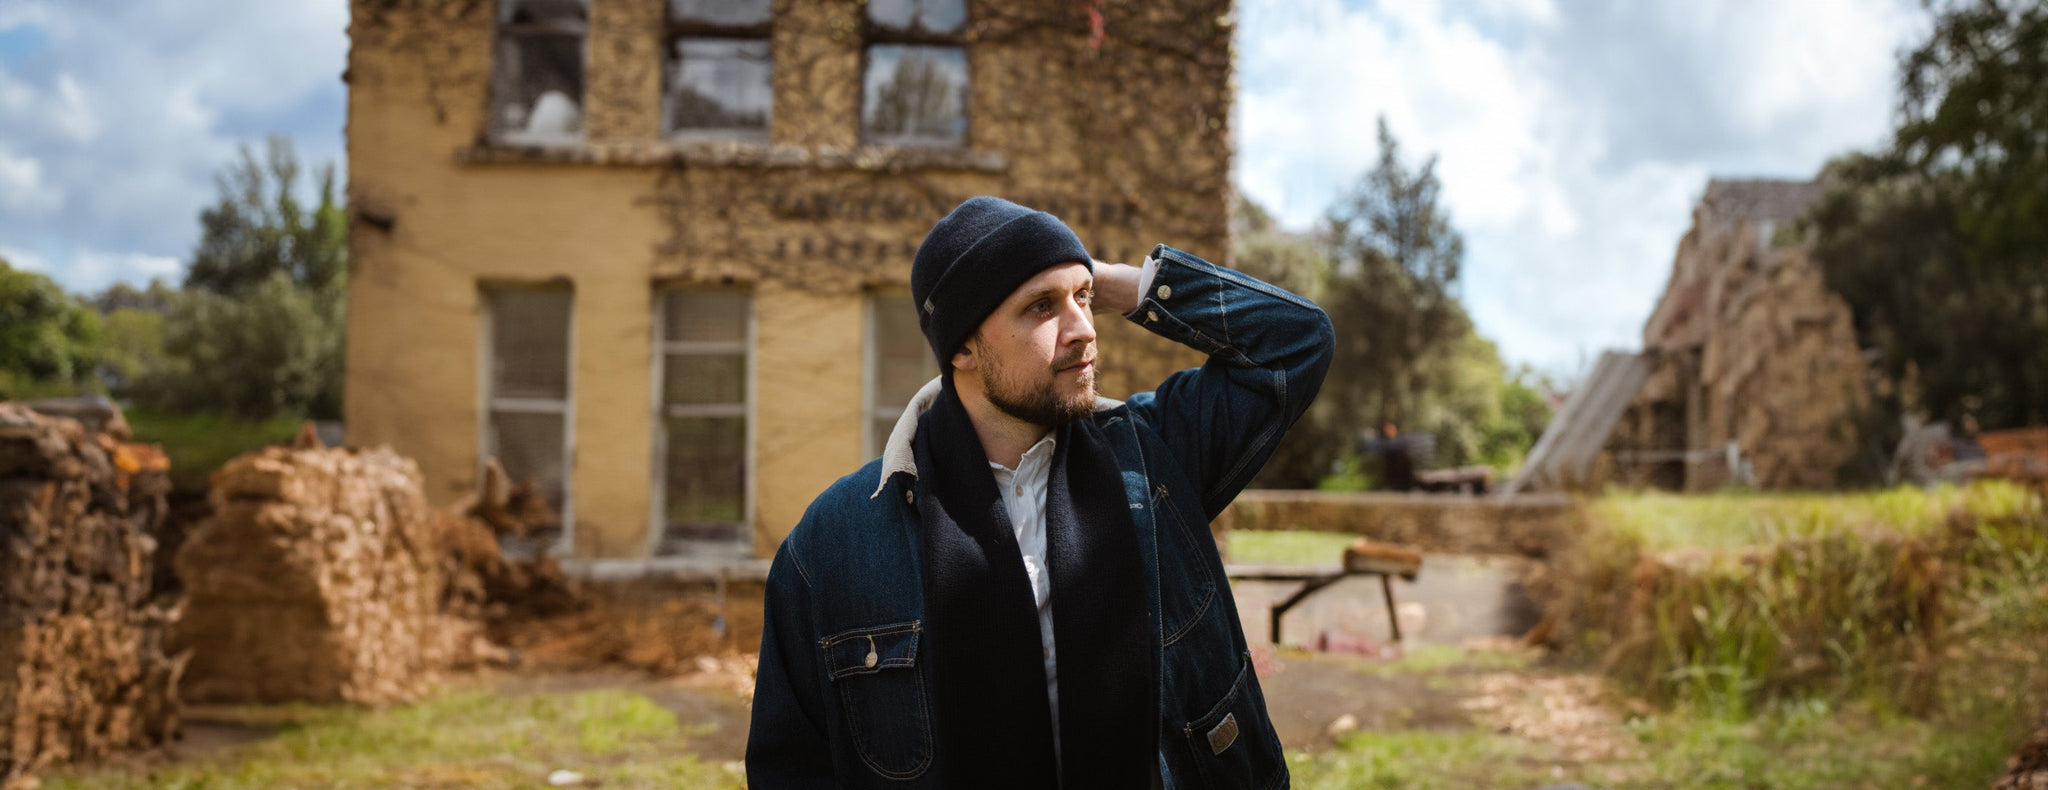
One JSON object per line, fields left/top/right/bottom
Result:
{"left": 171, "top": 438, "right": 451, "bottom": 705}
{"left": 0, "top": 403, "right": 179, "bottom": 784}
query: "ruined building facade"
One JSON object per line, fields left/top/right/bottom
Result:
{"left": 1607, "top": 179, "right": 1868, "bottom": 490}
{"left": 343, "top": 0, "right": 1231, "bottom": 558}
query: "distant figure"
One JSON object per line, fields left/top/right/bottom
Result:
{"left": 1371, "top": 421, "right": 1420, "bottom": 492}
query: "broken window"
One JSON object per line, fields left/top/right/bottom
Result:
{"left": 483, "top": 286, "right": 574, "bottom": 553}
{"left": 656, "top": 288, "right": 752, "bottom": 558}
{"left": 490, "top": 0, "right": 588, "bottom": 145}
{"left": 866, "top": 290, "right": 938, "bottom": 457}
{"left": 665, "top": 0, "right": 773, "bottom": 139}
{"left": 863, "top": 0, "right": 969, "bottom": 146}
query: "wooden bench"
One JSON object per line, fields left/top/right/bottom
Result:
{"left": 1226, "top": 539, "right": 1424, "bottom": 645}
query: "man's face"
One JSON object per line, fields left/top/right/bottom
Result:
{"left": 956, "top": 262, "right": 1098, "bottom": 427}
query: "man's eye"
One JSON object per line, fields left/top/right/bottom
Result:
{"left": 1031, "top": 299, "right": 1052, "bottom": 314}
{"left": 1077, "top": 290, "right": 1094, "bottom": 305}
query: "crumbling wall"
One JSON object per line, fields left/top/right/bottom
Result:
{"left": 172, "top": 445, "right": 449, "bottom": 705}
{"left": 0, "top": 404, "right": 178, "bottom": 784}
{"left": 1617, "top": 179, "right": 1865, "bottom": 491}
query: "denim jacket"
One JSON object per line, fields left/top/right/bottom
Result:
{"left": 747, "top": 245, "right": 1335, "bottom": 788}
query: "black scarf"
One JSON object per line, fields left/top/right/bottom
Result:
{"left": 912, "top": 380, "right": 1155, "bottom": 788}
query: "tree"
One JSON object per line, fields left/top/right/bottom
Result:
{"left": 137, "top": 272, "right": 345, "bottom": 420}
{"left": 0, "top": 258, "right": 104, "bottom": 399}
{"left": 132, "top": 137, "right": 348, "bottom": 419}
{"left": 1236, "top": 121, "right": 1545, "bottom": 488}
{"left": 1809, "top": 0, "right": 2048, "bottom": 430}
{"left": 184, "top": 137, "right": 347, "bottom": 296}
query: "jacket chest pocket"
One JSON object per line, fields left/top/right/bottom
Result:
{"left": 1153, "top": 485, "right": 1219, "bottom": 648}
{"left": 822, "top": 621, "right": 932, "bottom": 780}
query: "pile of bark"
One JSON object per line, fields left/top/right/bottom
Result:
{"left": 171, "top": 433, "right": 456, "bottom": 705}
{"left": 439, "top": 460, "right": 582, "bottom": 630}
{"left": 0, "top": 403, "right": 179, "bottom": 785}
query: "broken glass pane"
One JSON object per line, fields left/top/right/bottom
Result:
{"left": 663, "top": 289, "right": 749, "bottom": 343}
{"left": 502, "top": 0, "right": 587, "bottom": 26}
{"left": 868, "top": 0, "right": 965, "bottom": 34}
{"left": 490, "top": 34, "right": 585, "bottom": 143}
{"left": 862, "top": 44, "right": 968, "bottom": 144}
{"left": 665, "top": 38, "right": 772, "bottom": 135}
{"left": 669, "top": 0, "right": 770, "bottom": 26}
{"left": 489, "top": 410, "right": 568, "bottom": 518}
{"left": 488, "top": 288, "right": 571, "bottom": 400}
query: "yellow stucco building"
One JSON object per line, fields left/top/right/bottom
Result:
{"left": 344, "top": 0, "right": 1232, "bottom": 560}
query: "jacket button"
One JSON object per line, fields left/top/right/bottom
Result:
{"left": 1146, "top": 310, "right": 1158, "bottom": 322}
{"left": 1157, "top": 284, "right": 1172, "bottom": 300}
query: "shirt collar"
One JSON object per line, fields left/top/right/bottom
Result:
{"left": 871, "top": 376, "right": 1124, "bottom": 499}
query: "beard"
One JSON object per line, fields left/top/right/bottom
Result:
{"left": 982, "top": 342, "right": 1098, "bottom": 428}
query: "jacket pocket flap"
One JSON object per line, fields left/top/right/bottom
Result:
{"left": 821, "top": 621, "right": 920, "bottom": 680}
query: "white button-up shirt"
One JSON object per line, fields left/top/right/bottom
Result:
{"left": 989, "top": 432, "right": 1061, "bottom": 763}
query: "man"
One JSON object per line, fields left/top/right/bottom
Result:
{"left": 747, "top": 197, "right": 1333, "bottom": 788}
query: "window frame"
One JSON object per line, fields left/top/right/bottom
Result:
{"left": 648, "top": 285, "right": 757, "bottom": 559}
{"left": 662, "top": 1, "right": 775, "bottom": 142}
{"left": 860, "top": 0, "right": 971, "bottom": 147}
{"left": 863, "top": 288, "right": 939, "bottom": 459}
{"left": 488, "top": 0, "right": 591, "bottom": 147}
{"left": 478, "top": 283, "right": 577, "bottom": 555}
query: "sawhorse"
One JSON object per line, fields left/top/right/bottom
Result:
{"left": 1226, "top": 539, "right": 1424, "bottom": 645}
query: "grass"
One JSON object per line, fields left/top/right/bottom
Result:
{"left": 1226, "top": 529, "right": 1357, "bottom": 565}
{"left": 1587, "top": 482, "right": 2039, "bottom": 554}
{"left": 40, "top": 688, "right": 742, "bottom": 790}
{"left": 123, "top": 409, "right": 306, "bottom": 492}
{"left": 1285, "top": 645, "right": 2027, "bottom": 789}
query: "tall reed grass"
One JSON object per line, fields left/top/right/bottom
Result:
{"left": 1542, "top": 482, "right": 2046, "bottom": 716}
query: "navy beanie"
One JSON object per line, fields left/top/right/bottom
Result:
{"left": 910, "top": 196, "right": 1092, "bottom": 365}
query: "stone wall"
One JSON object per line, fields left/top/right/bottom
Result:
{"left": 1612, "top": 180, "right": 1865, "bottom": 490}
{"left": 0, "top": 404, "right": 178, "bottom": 783}
{"left": 1218, "top": 491, "right": 1583, "bottom": 560}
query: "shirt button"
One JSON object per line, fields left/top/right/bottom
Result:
{"left": 1015, "top": 485, "right": 1023, "bottom": 496}
{"left": 905, "top": 490, "right": 915, "bottom": 505}
{"left": 1157, "top": 284, "right": 1172, "bottom": 300}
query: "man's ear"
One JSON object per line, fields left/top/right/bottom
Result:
{"left": 950, "top": 339, "right": 978, "bottom": 373}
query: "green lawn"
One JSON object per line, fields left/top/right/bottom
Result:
{"left": 124, "top": 409, "right": 305, "bottom": 492}
{"left": 41, "top": 689, "right": 743, "bottom": 790}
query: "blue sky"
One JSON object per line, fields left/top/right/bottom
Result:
{"left": 0, "top": 0, "right": 1923, "bottom": 377}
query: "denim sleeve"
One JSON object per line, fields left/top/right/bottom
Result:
{"left": 745, "top": 538, "right": 838, "bottom": 788}
{"left": 1120, "top": 244, "right": 1336, "bottom": 519}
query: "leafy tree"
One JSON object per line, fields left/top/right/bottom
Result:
{"left": 138, "top": 271, "right": 345, "bottom": 420}
{"left": 184, "top": 136, "right": 347, "bottom": 295}
{"left": 0, "top": 258, "right": 104, "bottom": 399}
{"left": 1809, "top": 0, "right": 2048, "bottom": 430}
{"left": 1235, "top": 121, "right": 1546, "bottom": 488}
{"left": 131, "top": 137, "right": 348, "bottom": 419}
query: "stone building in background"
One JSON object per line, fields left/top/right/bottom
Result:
{"left": 343, "top": 0, "right": 1229, "bottom": 560}
{"left": 1605, "top": 178, "right": 1868, "bottom": 490}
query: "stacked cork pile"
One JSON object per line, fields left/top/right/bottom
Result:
{"left": 0, "top": 403, "right": 179, "bottom": 785}
{"left": 172, "top": 442, "right": 450, "bottom": 705}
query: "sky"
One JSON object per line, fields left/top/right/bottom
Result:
{"left": 0, "top": 0, "right": 1924, "bottom": 378}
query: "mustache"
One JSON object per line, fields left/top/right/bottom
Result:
{"left": 1053, "top": 346, "right": 1096, "bottom": 371}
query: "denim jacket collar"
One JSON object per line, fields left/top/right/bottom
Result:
{"left": 870, "top": 375, "right": 1125, "bottom": 499}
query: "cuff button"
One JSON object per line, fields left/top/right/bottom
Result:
{"left": 1156, "top": 285, "right": 1172, "bottom": 300}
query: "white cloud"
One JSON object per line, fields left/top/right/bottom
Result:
{"left": 0, "top": 0, "right": 347, "bottom": 297}
{"left": 50, "top": 73, "right": 98, "bottom": 143}
{"left": 0, "top": 145, "right": 62, "bottom": 214}
{"left": 1234, "top": 0, "right": 1920, "bottom": 377}
{"left": 0, "top": 245, "right": 51, "bottom": 273}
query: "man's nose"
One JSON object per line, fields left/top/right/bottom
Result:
{"left": 1062, "top": 297, "right": 1096, "bottom": 345}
